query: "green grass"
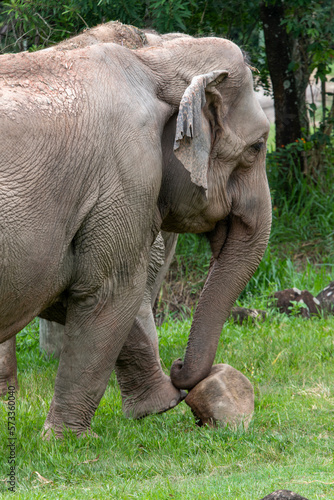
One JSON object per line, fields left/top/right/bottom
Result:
{"left": 1, "top": 310, "right": 333, "bottom": 499}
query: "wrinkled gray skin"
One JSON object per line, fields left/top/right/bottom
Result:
{"left": 0, "top": 34, "right": 271, "bottom": 437}
{"left": 0, "top": 23, "right": 180, "bottom": 420}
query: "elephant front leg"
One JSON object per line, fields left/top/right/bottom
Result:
{"left": 43, "top": 274, "right": 148, "bottom": 438}
{"left": 115, "top": 316, "right": 185, "bottom": 419}
{"left": 115, "top": 231, "right": 184, "bottom": 419}
{"left": 0, "top": 337, "right": 18, "bottom": 396}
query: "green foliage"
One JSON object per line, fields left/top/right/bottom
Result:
{"left": 16, "top": 319, "right": 58, "bottom": 369}
{"left": 281, "top": 0, "right": 334, "bottom": 82}
{"left": 287, "top": 300, "right": 308, "bottom": 316}
{"left": 0, "top": 0, "right": 80, "bottom": 51}
{"left": 0, "top": 0, "right": 262, "bottom": 50}
{"left": 148, "top": 0, "right": 194, "bottom": 33}
{"left": 268, "top": 137, "right": 334, "bottom": 197}
{"left": 267, "top": 139, "right": 334, "bottom": 249}
{"left": 0, "top": 0, "right": 147, "bottom": 52}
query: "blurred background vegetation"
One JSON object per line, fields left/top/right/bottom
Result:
{"left": 1, "top": 0, "right": 333, "bottom": 316}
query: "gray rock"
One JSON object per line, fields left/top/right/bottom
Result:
{"left": 185, "top": 364, "right": 254, "bottom": 429}
{"left": 259, "top": 490, "right": 309, "bottom": 500}
{"left": 316, "top": 281, "right": 334, "bottom": 314}
{"left": 230, "top": 306, "right": 266, "bottom": 325}
{"left": 271, "top": 288, "right": 321, "bottom": 318}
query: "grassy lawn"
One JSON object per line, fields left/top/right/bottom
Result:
{"left": 1, "top": 305, "right": 333, "bottom": 499}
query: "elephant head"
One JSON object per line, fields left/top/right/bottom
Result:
{"left": 138, "top": 38, "right": 272, "bottom": 390}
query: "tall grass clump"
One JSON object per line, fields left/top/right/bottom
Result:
{"left": 267, "top": 138, "right": 334, "bottom": 261}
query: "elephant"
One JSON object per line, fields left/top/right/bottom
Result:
{"left": 0, "top": 32, "right": 271, "bottom": 437}
{"left": 0, "top": 22, "right": 179, "bottom": 409}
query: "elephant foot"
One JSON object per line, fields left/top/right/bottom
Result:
{"left": 43, "top": 396, "right": 99, "bottom": 439}
{"left": 121, "top": 373, "right": 186, "bottom": 419}
{"left": 0, "top": 370, "right": 19, "bottom": 396}
{"left": 115, "top": 316, "right": 186, "bottom": 419}
{"left": 0, "top": 376, "right": 17, "bottom": 397}
{"left": 42, "top": 410, "right": 100, "bottom": 440}
{"left": 42, "top": 425, "right": 99, "bottom": 440}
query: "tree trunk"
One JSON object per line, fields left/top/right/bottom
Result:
{"left": 39, "top": 319, "right": 64, "bottom": 358}
{"left": 260, "top": 1, "right": 303, "bottom": 149}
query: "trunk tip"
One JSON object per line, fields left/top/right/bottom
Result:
{"left": 170, "top": 358, "right": 185, "bottom": 389}
{"left": 170, "top": 358, "right": 202, "bottom": 390}
{"left": 171, "top": 357, "right": 213, "bottom": 391}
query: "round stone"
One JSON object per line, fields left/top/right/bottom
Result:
{"left": 185, "top": 363, "right": 254, "bottom": 429}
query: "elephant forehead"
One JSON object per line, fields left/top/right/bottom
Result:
{"left": 227, "top": 70, "right": 270, "bottom": 143}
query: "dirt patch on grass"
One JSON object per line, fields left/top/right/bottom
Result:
{"left": 154, "top": 256, "right": 209, "bottom": 324}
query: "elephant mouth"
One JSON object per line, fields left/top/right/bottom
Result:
{"left": 205, "top": 217, "right": 230, "bottom": 259}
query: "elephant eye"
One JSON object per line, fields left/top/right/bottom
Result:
{"left": 250, "top": 139, "right": 265, "bottom": 153}
{"left": 242, "top": 138, "right": 266, "bottom": 167}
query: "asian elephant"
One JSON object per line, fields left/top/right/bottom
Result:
{"left": 0, "top": 33, "right": 271, "bottom": 437}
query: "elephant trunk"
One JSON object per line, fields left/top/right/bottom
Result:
{"left": 170, "top": 188, "right": 272, "bottom": 390}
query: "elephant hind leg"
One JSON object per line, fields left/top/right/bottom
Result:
{"left": 0, "top": 337, "right": 18, "bottom": 396}
{"left": 115, "top": 317, "right": 186, "bottom": 419}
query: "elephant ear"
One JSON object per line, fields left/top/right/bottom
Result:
{"left": 173, "top": 70, "right": 228, "bottom": 190}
